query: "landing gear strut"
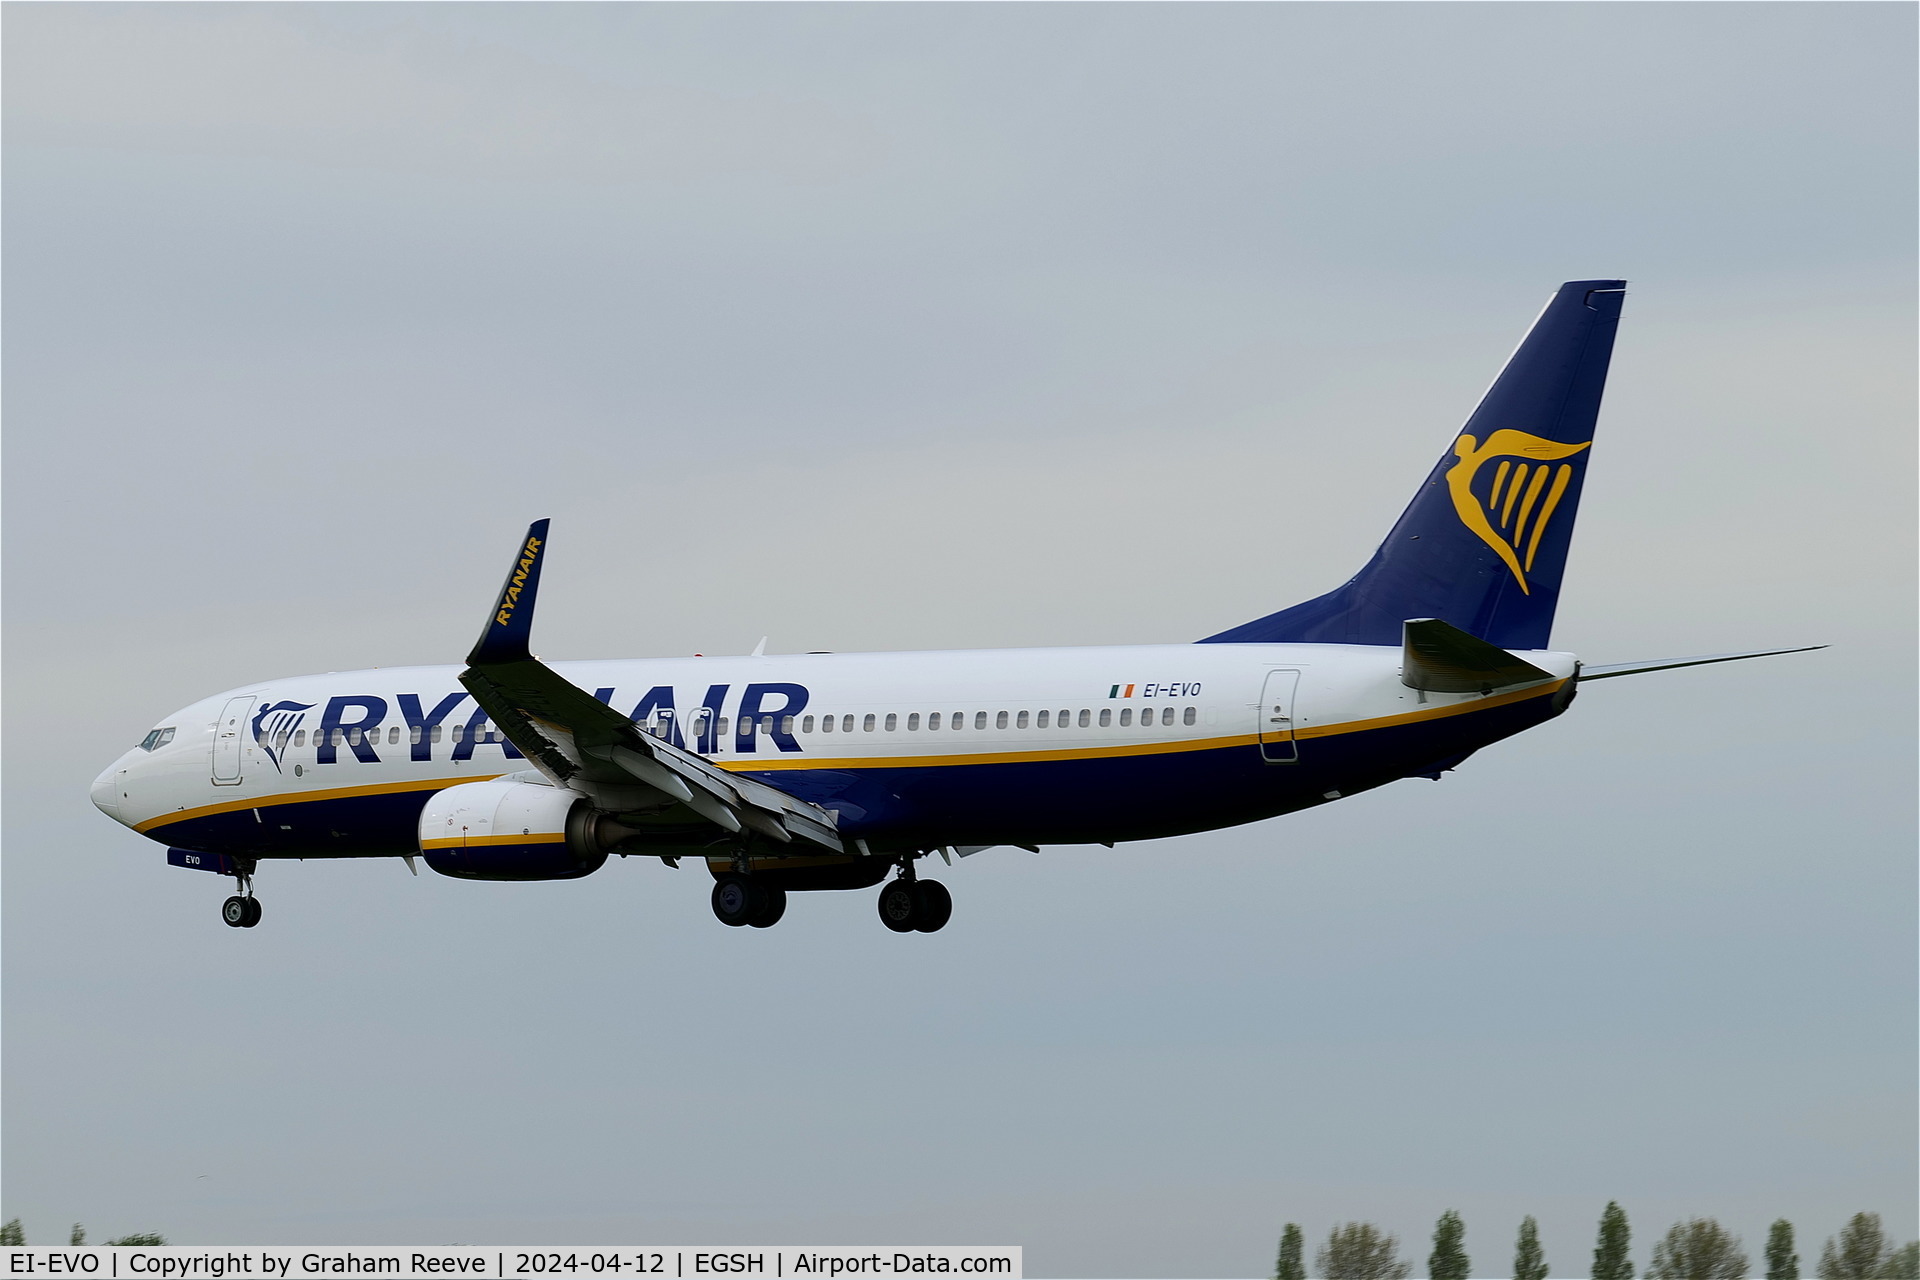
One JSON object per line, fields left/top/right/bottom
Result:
{"left": 711, "top": 873, "right": 787, "bottom": 928}
{"left": 221, "top": 861, "right": 261, "bottom": 929}
{"left": 878, "top": 861, "right": 951, "bottom": 933}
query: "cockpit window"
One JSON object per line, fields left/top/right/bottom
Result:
{"left": 139, "top": 727, "right": 176, "bottom": 752}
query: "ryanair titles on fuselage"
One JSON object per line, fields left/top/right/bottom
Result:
{"left": 249, "top": 678, "right": 1210, "bottom": 771}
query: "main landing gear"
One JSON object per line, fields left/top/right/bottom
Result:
{"left": 221, "top": 860, "right": 262, "bottom": 929}
{"left": 708, "top": 854, "right": 954, "bottom": 933}
{"left": 878, "top": 865, "right": 951, "bottom": 934}
{"left": 711, "top": 874, "right": 788, "bottom": 929}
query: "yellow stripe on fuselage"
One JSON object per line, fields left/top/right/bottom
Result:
{"left": 134, "top": 774, "right": 505, "bottom": 835}
{"left": 720, "top": 679, "right": 1567, "bottom": 771}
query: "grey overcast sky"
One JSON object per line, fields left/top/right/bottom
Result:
{"left": 3, "top": 3, "right": 1913, "bottom": 1274}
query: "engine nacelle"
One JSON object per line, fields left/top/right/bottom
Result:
{"left": 418, "top": 778, "right": 607, "bottom": 881}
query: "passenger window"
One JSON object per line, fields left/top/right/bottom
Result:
{"left": 1184, "top": 706, "right": 1197, "bottom": 726}
{"left": 431, "top": 725, "right": 443, "bottom": 743}
{"left": 1078, "top": 709, "right": 1090, "bottom": 728}
{"left": 1119, "top": 708, "right": 1132, "bottom": 727}
{"left": 410, "top": 726, "right": 423, "bottom": 745}
{"left": 1163, "top": 707, "right": 1176, "bottom": 726}
{"left": 348, "top": 728, "right": 363, "bottom": 746}
{"left": 952, "top": 713, "right": 964, "bottom": 730}
{"left": 294, "top": 730, "right": 306, "bottom": 747}
{"left": 884, "top": 713, "right": 897, "bottom": 731}
{"left": 996, "top": 711, "right": 1009, "bottom": 729}
{"left": 389, "top": 726, "right": 400, "bottom": 744}
{"left": 780, "top": 715, "right": 795, "bottom": 735}
{"left": 908, "top": 713, "right": 920, "bottom": 731}
{"left": 843, "top": 714, "right": 855, "bottom": 733}
{"left": 1099, "top": 709, "right": 1112, "bottom": 727}
{"left": 717, "top": 717, "right": 729, "bottom": 736}
{"left": 864, "top": 714, "right": 876, "bottom": 732}
{"left": 928, "top": 712, "right": 941, "bottom": 730}
{"left": 1036, "top": 710, "right": 1049, "bottom": 728}
{"left": 821, "top": 715, "right": 834, "bottom": 733}
{"left": 802, "top": 715, "right": 815, "bottom": 733}
{"left": 974, "top": 711, "right": 987, "bottom": 730}
{"left": 1016, "top": 710, "right": 1029, "bottom": 728}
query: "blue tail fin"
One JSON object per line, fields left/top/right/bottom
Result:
{"left": 1200, "top": 279, "right": 1625, "bottom": 650}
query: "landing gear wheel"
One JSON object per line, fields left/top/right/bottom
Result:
{"left": 222, "top": 896, "right": 249, "bottom": 928}
{"left": 241, "top": 897, "right": 262, "bottom": 928}
{"left": 877, "top": 879, "right": 919, "bottom": 932}
{"left": 747, "top": 885, "right": 788, "bottom": 928}
{"left": 711, "top": 874, "right": 768, "bottom": 928}
{"left": 911, "top": 880, "right": 951, "bottom": 933}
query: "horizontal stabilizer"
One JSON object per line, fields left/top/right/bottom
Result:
{"left": 1402, "top": 618, "right": 1554, "bottom": 694}
{"left": 1576, "top": 645, "right": 1826, "bottom": 682}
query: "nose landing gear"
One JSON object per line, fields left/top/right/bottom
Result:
{"left": 221, "top": 860, "right": 261, "bottom": 928}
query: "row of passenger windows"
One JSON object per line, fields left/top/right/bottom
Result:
{"left": 644, "top": 705, "right": 1199, "bottom": 736}
{"left": 273, "top": 705, "right": 1199, "bottom": 752}
{"left": 276, "top": 724, "right": 502, "bottom": 749}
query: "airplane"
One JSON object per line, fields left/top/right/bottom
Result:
{"left": 90, "top": 279, "right": 1821, "bottom": 933}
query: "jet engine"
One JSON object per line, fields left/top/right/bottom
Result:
{"left": 418, "top": 777, "right": 610, "bottom": 881}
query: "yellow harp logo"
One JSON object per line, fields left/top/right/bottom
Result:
{"left": 1444, "top": 430, "right": 1591, "bottom": 594}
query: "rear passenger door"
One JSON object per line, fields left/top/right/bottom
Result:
{"left": 1257, "top": 670, "right": 1299, "bottom": 764}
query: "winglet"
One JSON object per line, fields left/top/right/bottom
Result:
{"left": 467, "top": 519, "right": 552, "bottom": 666}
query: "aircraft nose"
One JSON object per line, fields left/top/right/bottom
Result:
{"left": 90, "top": 764, "right": 123, "bottom": 821}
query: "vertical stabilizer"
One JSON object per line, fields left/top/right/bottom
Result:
{"left": 1201, "top": 280, "right": 1625, "bottom": 650}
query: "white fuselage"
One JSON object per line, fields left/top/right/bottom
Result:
{"left": 93, "top": 642, "right": 1577, "bottom": 857}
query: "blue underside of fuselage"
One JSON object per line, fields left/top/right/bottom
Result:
{"left": 148, "top": 692, "right": 1565, "bottom": 861}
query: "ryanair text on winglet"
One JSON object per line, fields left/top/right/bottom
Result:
{"left": 494, "top": 534, "right": 542, "bottom": 628}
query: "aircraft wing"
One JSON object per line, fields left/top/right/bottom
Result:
{"left": 1576, "top": 645, "right": 1826, "bottom": 682}
{"left": 458, "top": 521, "right": 843, "bottom": 853}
